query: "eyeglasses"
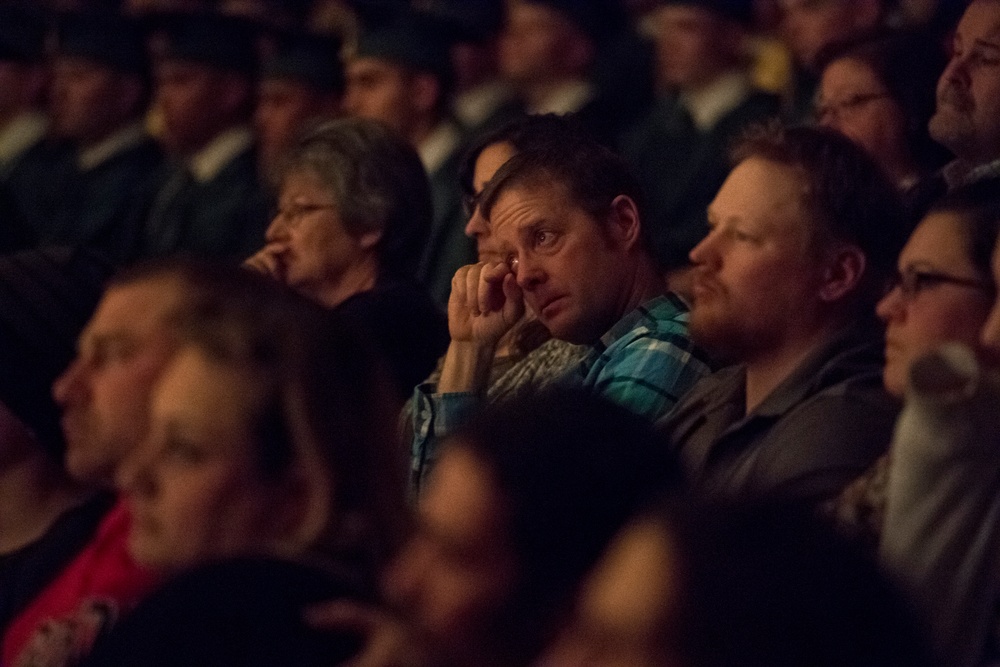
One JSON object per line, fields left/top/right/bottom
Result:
{"left": 887, "top": 269, "right": 995, "bottom": 301}
{"left": 271, "top": 202, "right": 336, "bottom": 227}
{"left": 815, "top": 92, "right": 892, "bottom": 124}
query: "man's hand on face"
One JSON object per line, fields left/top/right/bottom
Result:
{"left": 447, "top": 261, "right": 525, "bottom": 349}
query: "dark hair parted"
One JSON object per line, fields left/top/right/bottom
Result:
{"left": 281, "top": 118, "right": 433, "bottom": 281}
{"left": 446, "top": 387, "right": 682, "bottom": 661}
{"left": 927, "top": 179, "right": 1000, "bottom": 280}
{"left": 478, "top": 123, "right": 652, "bottom": 251}
{"left": 158, "top": 264, "right": 407, "bottom": 582}
{"left": 732, "top": 123, "right": 910, "bottom": 311}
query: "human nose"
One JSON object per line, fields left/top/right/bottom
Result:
{"left": 52, "top": 357, "right": 86, "bottom": 407}
{"left": 116, "top": 437, "right": 158, "bottom": 497}
{"left": 980, "top": 301, "right": 1000, "bottom": 353}
{"left": 265, "top": 210, "right": 289, "bottom": 243}
{"left": 688, "top": 226, "right": 720, "bottom": 267}
{"left": 464, "top": 208, "right": 489, "bottom": 241}
{"left": 875, "top": 284, "right": 905, "bottom": 323}
{"left": 514, "top": 252, "right": 544, "bottom": 291}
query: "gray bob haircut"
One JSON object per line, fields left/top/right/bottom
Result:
{"left": 281, "top": 118, "right": 433, "bottom": 280}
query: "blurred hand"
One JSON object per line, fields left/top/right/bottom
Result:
{"left": 243, "top": 245, "right": 286, "bottom": 283}
{"left": 304, "top": 600, "right": 432, "bottom": 667}
{"left": 447, "top": 261, "right": 525, "bottom": 348}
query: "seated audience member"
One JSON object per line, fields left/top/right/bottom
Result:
{"left": 244, "top": 118, "right": 448, "bottom": 398}
{"left": 658, "top": 125, "right": 908, "bottom": 507}
{"left": 411, "top": 132, "right": 712, "bottom": 487}
{"left": 816, "top": 32, "right": 949, "bottom": 198}
{"left": 498, "top": 0, "right": 628, "bottom": 142}
{"left": 3, "top": 260, "right": 260, "bottom": 665}
{"left": 386, "top": 388, "right": 683, "bottom": 667}
{"left": 620, "top": 0, "right": 780, "bottom": 272}
{"left": 414, "top": 115, "right": 592, "bottom": 407}
{"left": 344, "top": 10, "right": 473, "bottom": 305}
{"left": 777, "top": 0, "right": 889, "bottom": 119}
{"left": 422, "top": 0, "right": 522, "bottom": 139}
{"left": 0, "top": 5, "right": 72, "bottom": 244}
{"left": 81, "top": 270, "right": 406, "bottom": 667}
{"left": 255, "top": 30, "right": 343, "bottom": 186}
{"left": 925, "top": 0, "right": 1000, "bottom": 193}
{"left": 0, "top": 248, "right": 114, "bottom": 633}
{"left": 44, "top": 11, "right": 164, "bottom": 262}
{"left": 831, "top": 183, "right": 1000, "bottom": 548}
{"left": 879, "top": 215, "right": 1000, "bottom": 667}
{"left": 544, "top": 500, "right": 934, "bottom": 667}
{"left": 137, "top": 12, "right": 269, "bottom": 259}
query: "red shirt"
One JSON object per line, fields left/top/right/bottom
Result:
{"left": 2, "top": 500, "right": 161, "bottom": 666}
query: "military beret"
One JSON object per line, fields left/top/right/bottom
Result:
{"left": 656, "top": 0, "right": 754, "bottom": 25}
{"left": 152, "top": 11, "right": 259, "bottom": 74}
{"left": 262, "top": 31, "right": 343, "bottom": 93}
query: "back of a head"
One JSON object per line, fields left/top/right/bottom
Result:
{"left": 663, "top": 501, "right": 935, "bottom": 667}
{"left": 451, "top": 388, "right": 682, "bottom": 631}
{"left": 732, "top": 123, "right": 910, "bottom": 314}
{"left": 283, "top": 117, "right": 434, "bottom": 281}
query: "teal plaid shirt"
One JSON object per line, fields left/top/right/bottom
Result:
{"left": 410, "top": 293, "right": 712, "bottom": 493}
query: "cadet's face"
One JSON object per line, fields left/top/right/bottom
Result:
{"left": 120, "top": 346, "right": 287, "bottom": 573}
{"left": 780, "top": 0, "right": 873, "bottom": 70}
{"left": 500, "top": 2, "right": 576, "bottom": 85}
{"left": 50, "top": 57, "right": 125, "bottom": 143}
{"left": 877, "top": 212, "right": 995, "bottom": 396}
{"left": 490, "top": 183, "right": 630, "bottom": 344}
{"left": 52, "top": 278, "right": 183, "bottom": 486}
{"left": 343, "top": 58, "right": 412, "bottom": 137}
{"left": 652, "top": 5, "right": 727, "bottom": 90}
{"left": 255, "top": 79, "right": 333, "bottom": 179}
{"left": 687, "top": 158, "right": 821, "bottom": 362}
{"left": 154, "top": 60, "right": 224, "bottom": 154}
{"left": 542, "top": 520, "right": 682, "bottom": 667}
{"left": 383, "top": 447, "right": 518, "bottom": 666}
{"left": 929, "top": 0, "right": 1000, "bottom": 163}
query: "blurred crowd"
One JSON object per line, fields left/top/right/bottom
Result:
{"left": 2, "top": 0, "right": 1000, "bottom": 666}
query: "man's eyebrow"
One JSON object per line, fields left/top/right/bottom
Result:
{"left": 974, "top": 38, "right": 1000, "bottom": 52}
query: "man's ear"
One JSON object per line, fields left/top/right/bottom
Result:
{"left": 818, "top": 245, "right": 866, "bottom": 303}
{"left": 606, "top": 195, "right": 643, "bottom": 251}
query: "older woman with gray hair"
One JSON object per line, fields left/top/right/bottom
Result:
{"left": 245, "top": 118, "right": 448, "bottom": 397}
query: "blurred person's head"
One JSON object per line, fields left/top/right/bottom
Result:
{"left": 262, "top": 117, "right": 432, "bottom": 306}
{"left": 117, "top": 268, "right": 406, "bottom": 579}
{"left": 499, "top": 0, "right": 606, "bottom": 91}
{"left": 929, "top": 0, "right": 1000, "bottom": 167}
{"left": 543, "top": 500, "right": 934, "bottom": 667}
{"left": 255, "top": 31, "right": 343, "bottom": 183}
{"left": 152, "top": 13, "right": 257, "bottom": 156}
{"left": 384, "top": 388, "right": 681, "bottom": 667}
{"left": 50, "top": 12, "right": 150, "bottom": 146}
{"left": 779, "top": 0, "right": 886, "bottom": 71}
{"left": 343, "top": 13, "right": 453, "bottom": 144}
{"left": 687, "top": 124, "right": 906, "bottom": 365}
{"left": 0, "top": 6, "right": 48, "bottom": 123}
{"left": 817, "top": 32, "right": 949, "bottom": 185}
{"left": 649, "top": 0, "right": 751, "bottom": 92}
{"left": 478, "top": 131, "right": 660, "bottom": 345}
{"left": 877, "top": 183, "right": 1000, "bottom": 396}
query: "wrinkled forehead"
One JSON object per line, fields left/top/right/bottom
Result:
{"left": 959, "top": 1, "right": 1000, "bottom": 40}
